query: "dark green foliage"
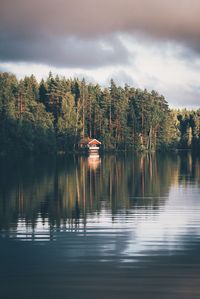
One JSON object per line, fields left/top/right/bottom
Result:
{"left": 0, "top": 71, "right": 199, "bottom": 155}
{"left": 176, "top": 109, "right": 200, "bottom": 152}
{"left": 0, "top": 72, "right": 56, "bottom": 155}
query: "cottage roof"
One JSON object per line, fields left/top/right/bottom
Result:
{"left": 88, "top": 139, "right": 101, "bottom": 145}
{"left": 79, "top": 138, "right": 101, "bottom": 145}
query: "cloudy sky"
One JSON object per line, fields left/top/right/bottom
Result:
{"left": 0, "top": 0, "right": 200, "bottom": 108}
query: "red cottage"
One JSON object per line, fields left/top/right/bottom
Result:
{"left": 79, "top": 138, "right": 101, "bottom": 153}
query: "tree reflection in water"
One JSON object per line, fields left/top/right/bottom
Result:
{"left": 0, "top": 152, "right": 199, "bottom": 240}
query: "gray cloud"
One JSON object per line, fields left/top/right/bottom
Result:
{"left": 0, "top": 32, "right": 129, "bottom": 68}
{"left": 0, "top": 0, "right": 200, "bottom": 67}
{"left": 1, "top": 1, "right": 200, "bottom": 40}
{"left": 105, "top": 70, "right": 136, "bottom": 87}
{"left": 155, "top": 85, "right": 200, "bottom": 109}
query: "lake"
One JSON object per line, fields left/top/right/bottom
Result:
{"left": 0, "top": 152, "right": 200, "bottom": 299}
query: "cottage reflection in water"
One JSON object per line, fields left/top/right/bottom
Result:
{"left": 88, "top": 153, "right": 101, "bottom": 171}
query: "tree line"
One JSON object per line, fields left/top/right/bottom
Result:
{"left": 0, "top": 71, "right": 199, "bottom": 155}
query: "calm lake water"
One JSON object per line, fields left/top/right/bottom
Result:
{"left": 0, "top": 152, "right": 200, "bottom": 299}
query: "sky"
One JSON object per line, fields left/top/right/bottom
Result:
{"left": 0, "top": 0, "right": 200, "bottom": 108}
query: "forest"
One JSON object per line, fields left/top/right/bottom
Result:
{"left": 0, "top": 71, "right": 199, "bottom": 155}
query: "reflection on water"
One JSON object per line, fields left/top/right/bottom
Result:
{"left": 88, "top": 152, "right": 101, "bottom": 170}
{"left": 0, "top": 152, "right": 200, "bottom": 298}
{"left": 0, "top": 153, "right": 199, "bottom": 245}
